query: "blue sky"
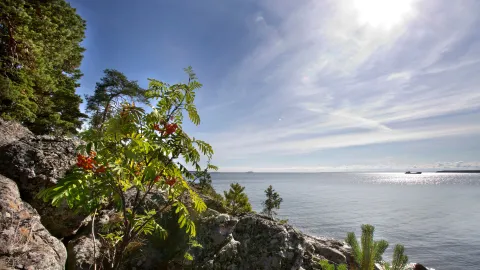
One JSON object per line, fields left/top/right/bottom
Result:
{"left": 70, "top": 0, "right": 480, "bottom": 172}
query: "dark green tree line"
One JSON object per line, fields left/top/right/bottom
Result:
{"left": 0, "top": 0, "right": 86, "bottom": 134}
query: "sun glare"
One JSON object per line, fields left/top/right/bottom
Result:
{"left": 353, "top": 0, "right": 415, "bottom": 29}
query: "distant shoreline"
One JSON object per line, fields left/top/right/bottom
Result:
{"left": 436, "top": 170, "right": 480, "bottom": 173}
{"left": 210, "top": 170, "right": 480, "bottom": 174}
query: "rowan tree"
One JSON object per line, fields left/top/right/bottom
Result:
{"left": 40, "top": 67, "right": 216, "bottom": 268}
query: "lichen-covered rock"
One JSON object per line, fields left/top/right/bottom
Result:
{"left": 112, "top": 209, "right": 350, "bottom": 269}
{"left": 197, "top": 192, "right": 228, "bottom": 213}
{"left": 194, "top": 211, "right": 239, "bottom": 261}
{"left": 0, "top": 133, "right": 87, "bottom": 238}
{"left": 0, "top": 118, "right": 33, "bottom": 147}
{"left": 195, "top": 213, "right": 352, "bottom": 270}
{"left": 302, "top": 234, "right": 351, "bottom": 268}
{"left": 0, "top": 175, "right": 67, "bottom": 270}
{"left": 67, "top": 235, "right": 102, "bottom": 270}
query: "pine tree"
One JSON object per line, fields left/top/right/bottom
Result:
{"left": 0, "top": 0, "right": 87, "bottom": 134}
{"left": 85, "top": 69, "right": 146, "bottom": 129}
{"left": 345, "top": 224, "right": 389, "bottom": 270}
{"left": 261, "top": 185, "right": 283, "bottom": 218}
{"left": 384, "top": 244, "right": 409, "bottom": 270}
{"left": 194, "top": 169, "right": 213, "bottom": 191}
{"left": 223, "top": 183, "right": 252, "bottom": 215}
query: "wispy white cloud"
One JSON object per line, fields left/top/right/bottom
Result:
{"left": 219, "top": 161, "right": 480, "bottom": 173}
{"left": 195, "top": 0, "right": 480, "bottom": 170}
{"left": 211, "top": 122, "right": 480, "bottom": 160}
{"left": 386, "top": 72, "right": 411, "bottom": 81}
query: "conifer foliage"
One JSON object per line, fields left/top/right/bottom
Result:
{"left": 261, "top": 185, "right": 283, "bottom": 218}
{"left": 383, "top": 244, "right": 409, "bottom": 270}
{"left": 0, "top": 0, "right": 87, "bottom": 134}
{"left": 223, "top": 183, "right": 252, "bottom": 215}
{"left": 85, "top": 69, "right": 147, "bottom": 129}
{"left": 345, "top": 224, "right": 389, "bottom": 270}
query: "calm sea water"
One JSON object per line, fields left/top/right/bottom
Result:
{"left": 211, "top": 172, "right": 480, "bottom": 269}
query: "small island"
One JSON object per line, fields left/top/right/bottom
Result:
{"left": 436, "top": 170, "right": 480, "bottom": 173}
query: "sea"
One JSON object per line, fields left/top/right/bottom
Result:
{"left": 211, "top": 172, "right": 480, "bottom": 270}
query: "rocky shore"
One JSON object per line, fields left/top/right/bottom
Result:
{"left": 0, "top": 118, "right": 430, "bottom": 269}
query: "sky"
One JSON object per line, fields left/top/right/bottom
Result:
{"left": 70, "top": 0, "right": 480, "bottom": 172}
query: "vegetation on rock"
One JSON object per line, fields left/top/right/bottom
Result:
{"left": 345, "top": 224, "right": 389, "bottom": 270}
{"left": 261, "top": 185, "right": 283, "bottom": 218}
{"left": 223, "top": 183, "right": 252, "bottom": 215}
{"left": 39, "top": 67, "right": 216, "bottom": 269}
{"left": 319, "top": 259, "right": 347, "bottom": 270}
{"left": 194, "top": 169, "right": 213, "bottom": 191}
{"left": 0, "top": 0, "right": 87, "bottom": 134}
{"left": 191, "top": 169, "right": 225, "bottom": 208}
{"left": 346, "top": 224, "right": 411, "bottom": 270}
{"left": 383, "top": 244, "right": 409, "bottom": 270}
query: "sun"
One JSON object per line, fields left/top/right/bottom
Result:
{"left": 353, "top": 0, "right": 416, "bottom": 29}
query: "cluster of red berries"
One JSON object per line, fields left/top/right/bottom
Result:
{"left": 153, "top": 121, "right": 178, "bottom": 136}
{"left": 76, "top": 151, "right": 106, "bottom": 173}
{"left": 96, "top": 165, "right": 106, "bottom": 173}
{"left": 134, "top": 162, "right": 144, "bottom": 176}
{"left": 152, "top": 123, "right": 161, "bottom": 131}
{"left": 165, "top": 177, "right": 177, "bottom": 186}
{"left": 77, "top": 151, "right": 97, "bottom": 170}
{"left": 153, "top": 175, "right": 177, "bottom": 186}
{"left": 163, "top": 123, "right": 178, "bottom": 135}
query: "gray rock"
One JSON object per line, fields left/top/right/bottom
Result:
{"left": 217, "top": 235, "right": 240, "bottom": 259}
{"left": 0, "top": 118, "right": 33, "bottom": 148}
{"left": 196, "top": 212, "right": 239, "bottom": 254}
{"left": 215, "top": 214, "right": 231, "bottom": 223}
{"left": 125, "top": 206, "right": 239, "bottom": 270}
{"left": 196, "top": 214, "right": 352, "bottom": 270}
{"left": 304, "top": 234, "right": 351, "bottom": 265}
{"left": 0, "top": 175, "right": 67, "bottom": 270}
{"left": 0, "top": 130, "right": 87, "bottom": 238}
{"left": 67, "top": 235, "right": 102, "bottom": 270}
{"left": 198, "top": 192, "right": 228, "bottom": 213}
